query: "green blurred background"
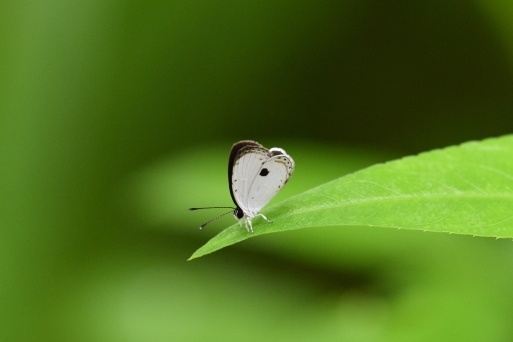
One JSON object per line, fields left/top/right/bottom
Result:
{"left": 2, "top": 1, "right": 513, "bottom": 341}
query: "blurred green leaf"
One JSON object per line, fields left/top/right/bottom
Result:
{"left": 191, "top": 135, "right": 513, "bottom": 259}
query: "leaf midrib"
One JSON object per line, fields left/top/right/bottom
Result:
{"left": 275, "top": 192, "right": 513, "bottom": 218}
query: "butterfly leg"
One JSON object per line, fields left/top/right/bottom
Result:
{"left": 257, "top": 213, "right": 272, "bottom": 223}
{"left": 244, "top": 217, "right": 254, "bottom": 233}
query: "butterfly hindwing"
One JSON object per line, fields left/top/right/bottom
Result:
{"left": 243, "top": 151, "right": 294, "bottom": 213}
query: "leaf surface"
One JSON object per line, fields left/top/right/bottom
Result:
{"left": 190, "top": 135, "right": 513, "bottom": 259}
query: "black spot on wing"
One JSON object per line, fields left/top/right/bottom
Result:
{"left": 259, "top": 168, "right": 269, "bottom": 176}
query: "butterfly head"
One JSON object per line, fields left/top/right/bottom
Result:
{"left": 233, "top": 207, "right": 245, "bottom": 220}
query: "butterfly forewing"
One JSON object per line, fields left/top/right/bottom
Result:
{"left": 228, "top": 141, "right": 262, "bottom": 205}
{"left": 231, "top": 146, "right": 269, "bottom": 211}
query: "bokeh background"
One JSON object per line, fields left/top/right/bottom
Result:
{"left": 2, "top": 1, "right": 513, "bottom": 341}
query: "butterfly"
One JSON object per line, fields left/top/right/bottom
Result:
{"left": 189, "top": 140, "right": 294, "bottom": 232}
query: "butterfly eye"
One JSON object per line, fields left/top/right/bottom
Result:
{"left": 234, "top": 208, "right": 244, "bottom": 219}
{"left": 259, "top": 168, "right": 269, "bottom": 176}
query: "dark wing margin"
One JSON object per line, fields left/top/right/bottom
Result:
{"left": 228, "top": 140, "right": 263, "bottom": 206}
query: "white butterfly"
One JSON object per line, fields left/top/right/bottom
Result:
{"left": 190, "top": 140, "right": 294, "bottom": 232}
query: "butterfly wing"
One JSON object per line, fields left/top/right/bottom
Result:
{"left": 230, "top": 144, "right": 270, "bottom": 211}
{"left": 228, "top": 141, "right": 264, "bottom": 207}
{"left": 231, "top": 144, "right": 294, "bottom": 215}
{"left": 243, "top": 149, "right": 294, "bottom": 213}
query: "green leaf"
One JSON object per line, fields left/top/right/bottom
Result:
{"left": 190, "top": 135, "right": 513, "bottom": 260}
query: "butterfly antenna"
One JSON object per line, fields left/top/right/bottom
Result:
{"left": 188, "top": 206, "right": 234, "bottom": 210}
{"left": 195, "top": 210, "right": 234, "bottom": 229}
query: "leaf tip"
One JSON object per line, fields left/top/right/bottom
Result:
{"left": 187, "top": 252, "right": 201, "bottom": 261}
